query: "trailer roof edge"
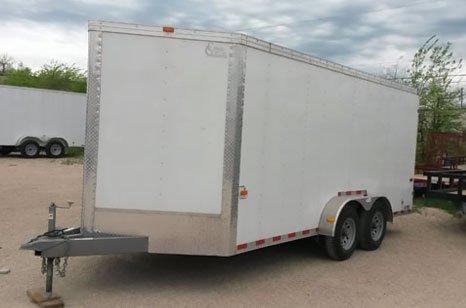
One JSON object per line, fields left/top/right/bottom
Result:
{"left": 88, "top": 20, "right": 417, "bottom": 95}
{"left": 0, "top": 84, "right": 86, "bottom": 96}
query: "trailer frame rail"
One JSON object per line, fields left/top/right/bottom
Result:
{"left": 423, "top": 170, "right": 466, "bottom": 214}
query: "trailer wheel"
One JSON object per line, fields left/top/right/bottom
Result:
{"left": 20, "top": 141, "right": 40, "bottom": 158}
{"left": 324, "top": 206, "right": 359, "bottom": 261}
{"left": 358, "top": 202, "right": 387, "bottom": 251}
{"left": 0, "top": 146, "right": 14, "bottom": 156}
{"left": 45, "top": 141, "right": 65, "bottom": 158}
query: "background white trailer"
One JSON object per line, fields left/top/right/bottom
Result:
{"left": 23, "top": 21, "right": 419, "bottom": 277}
{"left": 0, "top": 85, "right": 86, "bottom": 157}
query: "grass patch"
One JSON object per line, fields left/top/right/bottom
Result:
{"left": 62, "top": 147, "right": 84, "bottom": 165}
{"left": 413, "top": 197, "right": 459, "bottom": 215}
{"left": 66, "top": 147, "right": 84, "bottom": 158}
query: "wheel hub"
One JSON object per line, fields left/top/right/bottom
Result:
{"left": 50, "top": 144, "right": 62, "bottom": 156}
{"left": 340, "top": 217, "right": 356, "bottom": 250}
{"left": 25, "top": 143, "right": 38, "bottom": 156}
{"left": 370, "top": 211, "right": 384, "bottom": 241}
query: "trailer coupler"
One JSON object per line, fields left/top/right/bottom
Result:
{"left": 21, "top": 203, "right": 148, "bottom": 300}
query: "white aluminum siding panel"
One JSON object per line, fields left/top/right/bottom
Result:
{"left": 94, "top": 32, "right": 230, "bottom": 214}
{"left": 237, "top": 47, "right": 418, "bottom": 244}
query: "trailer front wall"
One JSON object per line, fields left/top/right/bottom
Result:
{"left": 89, "top": 29, "right": 243, "bottom": 255}
{"left": 237, "top": 47, "right": 418, "bottom": 245}
{"left": 0, "top": 85, "right": 85, "bottom": 146}
{"left": 94, "top": 33, "right": 228, "bottom": 214}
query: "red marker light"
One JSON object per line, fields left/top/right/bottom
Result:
{"left": 239, "top": 186, "right": 248, "bottom": 199}
{"left": 163, "top": 26, "right": 174, "bottom": 33}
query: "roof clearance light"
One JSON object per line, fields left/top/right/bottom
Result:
{"left": 163, "top": 26, "right": 175, "bottom": 33}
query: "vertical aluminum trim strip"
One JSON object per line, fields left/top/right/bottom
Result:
{"left": 81, "top": 30, "right": 103, "bottom": 231}
{"left": 221, "top": 44, "right": 247, "bottom": 254}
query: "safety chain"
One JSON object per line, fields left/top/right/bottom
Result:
{"left": 54, "top": 257, "right": 69, "bottom": 277}
{"left": 41, "top": 257, "right": 47, "bottom": 275}
{"left": 41, "top": 257, "right": 69, "bottom": 277}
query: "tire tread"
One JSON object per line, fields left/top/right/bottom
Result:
{"left": 324, "top": 206, "right": 359, "bottom": 261}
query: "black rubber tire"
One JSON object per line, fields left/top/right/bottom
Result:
{"left": 45, "top": 141, "right": 65, "bottom": 158}
{"left": 358, "top": 202, "right": 387, "bottom": 251}
{"left": 0, "top": 146, "right": 14, "bottom": 156}
{"left": 324, "top": 206, "right": 359, "bottom": 261}
{"left": 20, "top": 141, "right": 40, "bottom": 158}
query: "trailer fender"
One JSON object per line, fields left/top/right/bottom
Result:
{"left": 16, "top": 136, "right": 45, "bottom": 147}
{"left": 46, "top": 137, "right": 69, "bottom": 149}
{"left": 16, "top": 136, "right": 68, "bottom": 149}
{"left": 318, "top": 195, "right": 393, "bottom": 237}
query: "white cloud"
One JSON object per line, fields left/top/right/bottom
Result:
{"left": 0, "top": 0, "right": 465, "bottom": 80}
{"left": 73, "top": 0, "right": 142, "bottom": 9}
{"left": 0, "top": 21, "right": 87, "bottom": 70}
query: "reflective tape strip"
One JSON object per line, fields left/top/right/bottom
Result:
{"left": 338, "top": 189, "right": 367, "bottom": 196}
{"left": 236, "top": 228, "right": 318, "bottom": 253}
{"left": 255, "top": 239, "right": 265, "bottom": 246}
{"left": 237, "top": 243, "right": 248, "bottom": 250}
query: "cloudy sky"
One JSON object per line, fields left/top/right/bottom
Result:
{"left": 1, "top": 0, "right": 465, "bottom": 80}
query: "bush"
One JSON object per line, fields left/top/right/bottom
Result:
{"left": 3, "top": 60, "right": 86, "bottom": 93}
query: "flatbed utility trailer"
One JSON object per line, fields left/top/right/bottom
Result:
{"left": 0, "top": 85, "right": 86, "bottom": 157}
{"left": 424, "top": 170, "right": 466, "bottom": 214}
{"left": 22, "top": 21, "right": 419, "bottom": 295}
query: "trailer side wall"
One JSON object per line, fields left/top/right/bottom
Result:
{"left": 236, "top": 47, "right": 418, "bottom": 245}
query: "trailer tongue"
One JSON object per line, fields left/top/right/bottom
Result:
{"left": 21, "top": 228, "right": 147, "bottom": 258}
{"left": 21, "top": 203, "right": 147, "bottom": 296}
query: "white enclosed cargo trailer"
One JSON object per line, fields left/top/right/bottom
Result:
{"left": 0, "top": 85, "right": 86, "bottom": 157}
{"left": 23, "top": 21, "right": 419, "bottom": 293}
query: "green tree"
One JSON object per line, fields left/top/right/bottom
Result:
{"left": 3, "top": 60, "right": 86, "bottom": 93}
{"left": 0, "top": 53, "right": 15, "bottom": 76}
{"left": 3, "top": 67, "right": 36, "bottom": 87}
{"left": 406, "top": 35, "right": 463, "bottom": 162}
{"left": 35, "top": 61, "right": 86, "bottom": 93}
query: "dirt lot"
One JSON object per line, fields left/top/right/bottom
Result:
{"left": 1, "top": 157, "right": 466, "bottom": 307}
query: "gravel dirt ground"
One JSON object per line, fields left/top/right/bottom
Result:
{"left": 1, "top": 156, "right": 466, "bottom": 308}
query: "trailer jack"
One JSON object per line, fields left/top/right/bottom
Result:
{"left": 21, "top": 203, "right": 148, "bottom": 305}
